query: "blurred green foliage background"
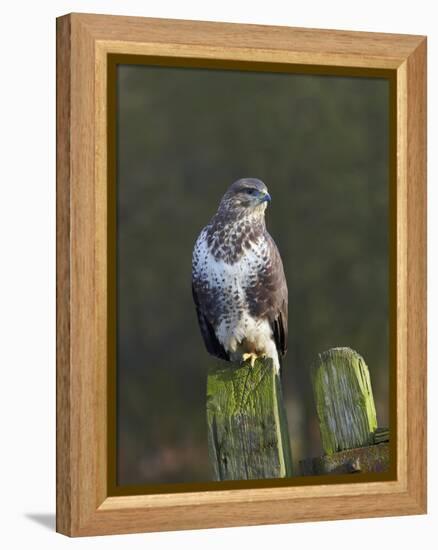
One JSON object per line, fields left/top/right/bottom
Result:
{"left": 116, "top": 64, "right": 389, "bottom": 485}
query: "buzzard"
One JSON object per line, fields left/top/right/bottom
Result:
{"left": 192, "top": 178, "right": 288, "bottom": 372}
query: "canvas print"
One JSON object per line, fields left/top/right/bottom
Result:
{"left": 114, "top": 62, "right": 392, "bottom": 489}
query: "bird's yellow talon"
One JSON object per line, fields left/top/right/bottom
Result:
{"left": 242, "top": 352, "right": 258, "bottom": 367}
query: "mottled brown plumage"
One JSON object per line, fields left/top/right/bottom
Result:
{"left": 192, "top": 178, "right": 288, "bottom": 372}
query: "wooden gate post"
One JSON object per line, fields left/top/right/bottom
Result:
{"left": 207, "top": 358, "right": 293, "bottom": 481}
{"left": 301, "top": 347, "right": 389, "bottom": 475}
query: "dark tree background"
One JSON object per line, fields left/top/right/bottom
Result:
{"left": 116, "top": 64, "right": 390, "bottom": 485}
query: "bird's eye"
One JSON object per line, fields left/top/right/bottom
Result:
{"left": 246, "top": 188, "right": 258, "bottom": 195}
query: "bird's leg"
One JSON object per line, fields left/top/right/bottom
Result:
{"left": 242, "top": 352, "right": 259, "bottom": 367}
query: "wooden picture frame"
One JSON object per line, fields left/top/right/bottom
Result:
{"left": 56, "top": 13, "right": 427, "bottom": 536}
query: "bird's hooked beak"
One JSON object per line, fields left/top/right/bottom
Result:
{"left": 260, "top": 192, "right": 271, "bottom": 204}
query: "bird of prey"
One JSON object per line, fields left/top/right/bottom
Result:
{"left": 192, "top": 178, "right": 288, "bottom": 373}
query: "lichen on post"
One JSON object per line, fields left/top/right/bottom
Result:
{"left": 311, "top": 347, "right": 378, "bottom": 455}
{"left": 207, "top": 358, "right": 293, "bottom": 481}
{"left": 300, "top": 443, "right": 389, "bottom": 475}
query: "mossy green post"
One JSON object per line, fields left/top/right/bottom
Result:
{"left": 207, "top": 358, "right": 293, "bottom": 481}
{"left": 311, "top": 347, "right": 378, "bottom": 454}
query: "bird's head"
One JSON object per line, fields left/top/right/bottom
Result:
{"left": 218, "top": 178, "right": 271, "bottom": 218}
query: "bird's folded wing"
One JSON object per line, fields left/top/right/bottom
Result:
{"left": 192, "top": 282, "right": 229, "bottom": 361}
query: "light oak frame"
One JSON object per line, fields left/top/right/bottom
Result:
{"left": 56, "top": 13, "right": 427, "bottom": 536}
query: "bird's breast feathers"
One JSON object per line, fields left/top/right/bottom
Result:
{"left": 192, "top": 226, "right": 276, "bottom": 358}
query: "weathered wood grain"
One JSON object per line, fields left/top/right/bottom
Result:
{"left": 207, "top": 359, "right": 293, "bottom": 481}
{"left": 300, "top": 443, "right": 390, "bottom": 476}
{"left": 304, "top": 348, "right": 390, "bottom": 477}
{"left": 311, "top": 347, "right": 378, "bottom": 454}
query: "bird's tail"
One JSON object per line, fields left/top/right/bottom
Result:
{"left": 278, "top": 353, "right": 284, "bottom": 382}
{"left": 271, "top": 349, "right": 282, "bottom": 380}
